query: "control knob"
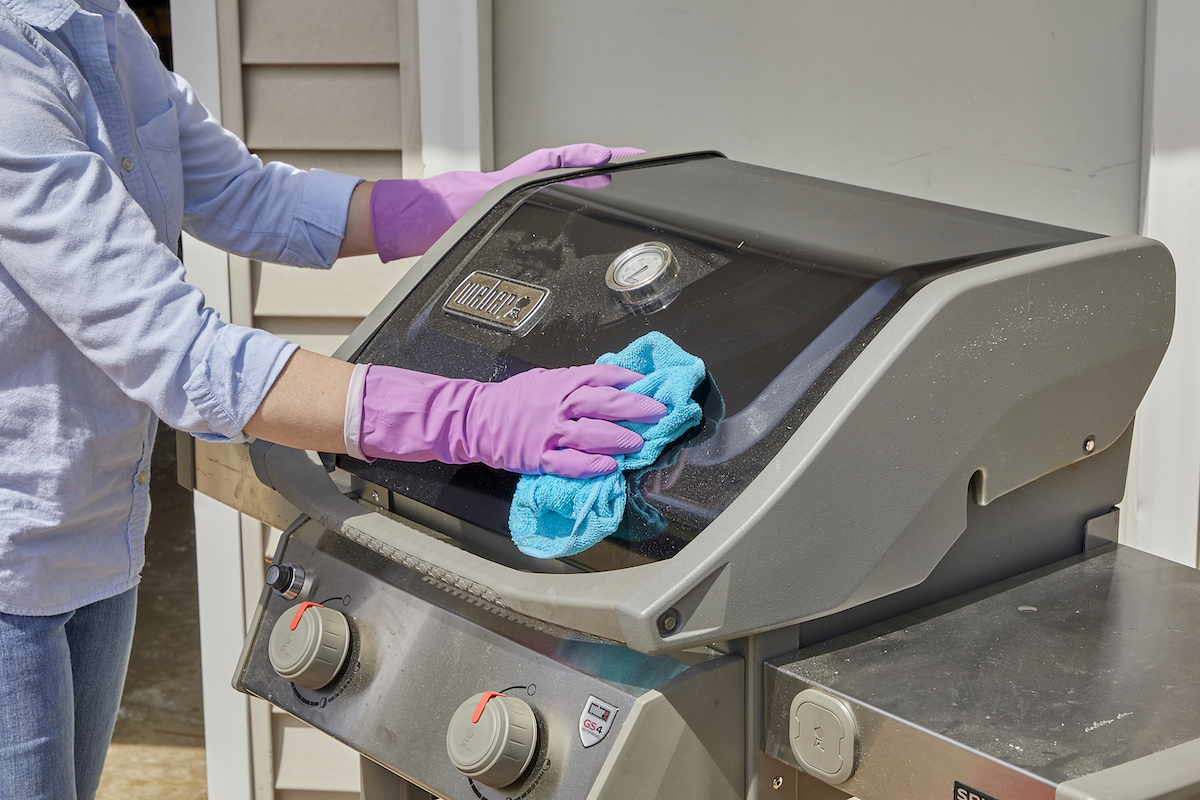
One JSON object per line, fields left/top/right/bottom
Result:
{"left": 446, "top": 691, "right": 538, "bottom": 788}
{"left": 265, "top": 563, "right": 306, "bottom": 599}
{"left": 268, "top": 602, "right": 350, "bottom": 690}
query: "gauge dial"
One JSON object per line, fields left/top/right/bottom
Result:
{"left": 605, "top": 242, "right": 678, "bottom": 308}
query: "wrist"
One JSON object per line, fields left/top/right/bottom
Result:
{"left": 338, "top": 180, "right": 377, "bottom": 259}
{"left": 343, "top": 363, "right": 372, "bottom": 461}
{"left": 357, "top": 365, "right": 482, "bottom": 464}
{"left": 370, "top": 178, "right": 456, "bottom": 262}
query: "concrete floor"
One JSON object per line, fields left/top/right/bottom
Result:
{"left": 96, "top": 424, "right": 208, "bottom": 799}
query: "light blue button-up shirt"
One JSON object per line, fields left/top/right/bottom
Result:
{"left": 0, "top": 0, "right": 362, "bottom": 614}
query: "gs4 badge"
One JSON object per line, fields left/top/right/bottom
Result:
{"left": 955, "top": 781, "right": 1002, "bottom": 800}
{"left": 579, "top": 695, "right": 618, "bottom": 747}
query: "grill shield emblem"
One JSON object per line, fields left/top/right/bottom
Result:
{"left": 443, "top": 271, "right": 549, "bottom": 333}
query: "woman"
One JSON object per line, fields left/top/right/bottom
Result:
{"left": 0, "top": 2, "right": 663, "bottom": 797}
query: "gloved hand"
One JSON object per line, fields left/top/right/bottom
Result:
{"left": 370, "top": 144, "right": 645, "bottom": 262}
{"left": 345, "top": 364, "right": 668, "bottom": 478}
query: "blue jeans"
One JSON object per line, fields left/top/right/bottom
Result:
{"left": 0, "top": 587, "right": 137, "bottom": 800}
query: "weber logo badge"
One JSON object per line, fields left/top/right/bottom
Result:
{"left": 444, "top": 271, "right": 548, "bottom": 333}
{"left": 955, "top": 782, "right": 1002, "bottom": 800}
{"left": 578, "top": 695, "right": 618, "bottom": 748}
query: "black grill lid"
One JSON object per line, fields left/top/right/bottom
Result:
{"left": 339, "top": 154, "right": 1097, "bottom": 572}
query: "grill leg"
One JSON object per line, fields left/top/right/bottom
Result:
{"left": 360, "top": 755, "right": 437, "bottom": 799}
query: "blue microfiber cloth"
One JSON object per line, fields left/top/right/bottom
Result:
{"left": 508, "top": 332, "right": 706, "bottom": 558}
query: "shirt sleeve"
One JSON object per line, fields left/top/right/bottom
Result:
{"left": 168, "top": 68, "right": 364, "bottom": 268}
{"left": 0, "top": 15, "right": 296, "bottom": 443}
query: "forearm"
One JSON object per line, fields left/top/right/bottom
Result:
{"left": 244, "top": 348, "right": 355, "bottom": 453}
{"left": 338, "top": 180, "right": 377, "bottom": 258}
{"left": 174, "top": 66, "right": 360, "bottom": 268}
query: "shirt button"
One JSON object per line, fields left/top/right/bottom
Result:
{"left": 136, "top": 471, "right": 149, "bottom": 485}
{"left": 122, "top": 157, "right": 133, "bottom": 171}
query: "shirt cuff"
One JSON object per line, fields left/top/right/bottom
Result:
{"left": 183, "top": 325, "right": 299, "bottom": 443}
{"left": 285, "top": 169, "right": 365, "bottom": 268}
{"left": 343, "top": 363, "right": 371, "bottom": 461}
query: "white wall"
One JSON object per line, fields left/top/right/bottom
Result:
{"left": 494, "top": 1, "right": 1145, "bottom": 234}
{"left": 1129, "top": 0, "right": 1200, "bottom": 566}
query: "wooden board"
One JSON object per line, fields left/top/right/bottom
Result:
{"left": 192, "top": 438, "right": 303, "bottom": 531}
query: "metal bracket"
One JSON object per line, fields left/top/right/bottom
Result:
{"left": 1084, "top": 507, "right": 1119, "bottom": 550}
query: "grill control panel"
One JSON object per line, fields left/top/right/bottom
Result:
{"left": 235, "top": 516, "right": 693, "bottom": 800}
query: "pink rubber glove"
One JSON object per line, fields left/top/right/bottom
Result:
{"left": 345, "top": 364, "right": 668, "bottom": 478}
{"left": 370, "top": 144, "right": 645, "bottom": 262}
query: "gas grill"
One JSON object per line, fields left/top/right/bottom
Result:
{"left": 235, "top": 152, "right": 1200, "bottom": 800}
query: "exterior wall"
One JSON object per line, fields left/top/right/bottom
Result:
{"left": 218, "top": 0, "right": 421, "bottom": 356}
{"left": 1128, "top": 0, "right": 1200, "bottom": 567}
{"left": 493, "top": 0, "right": 1145, "bottom": 232}
{"left": 494, "top": 0, "right": 1142, "bottom": 231}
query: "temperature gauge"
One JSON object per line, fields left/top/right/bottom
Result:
{"left": 605, "top": 242, "right": 679, "bottom": 310}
